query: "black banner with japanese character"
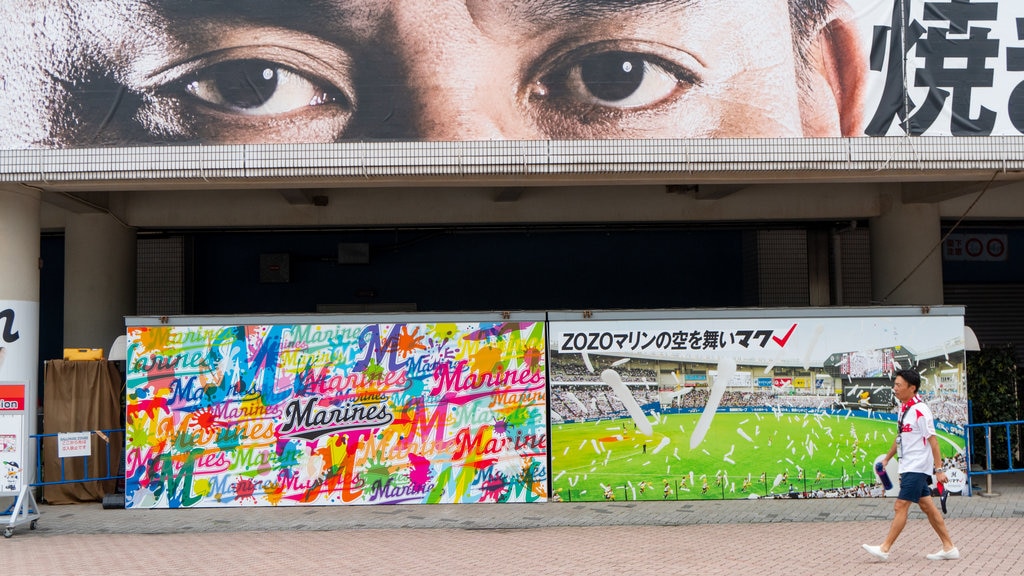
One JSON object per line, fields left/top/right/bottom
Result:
{"left": 865, "top": 0, "right": 1024, "bottom": 135}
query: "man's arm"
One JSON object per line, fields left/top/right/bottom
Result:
{"left": 928, "top": 435, "right": 949, "bottom": 483}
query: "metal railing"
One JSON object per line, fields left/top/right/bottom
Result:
{"left": 965, "top": 420, "right": 1024, "bottom": 494}
{"left": 29, "top": 429, "right": 125, "bottom": 488}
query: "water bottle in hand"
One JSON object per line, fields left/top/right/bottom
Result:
{"left": 875, "top": 461, "right": 893, "bottom": 490}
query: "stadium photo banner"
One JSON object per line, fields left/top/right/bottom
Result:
{"left": 3, "top": 0, "right": 1024, "bottom": 148}
{"left": 124, "top": 320, "right": 548, "bottom": 508}
{"left": 547, "top": 310, "right": 968, "bottom": 502}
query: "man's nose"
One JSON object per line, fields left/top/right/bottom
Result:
{"left": 405, "top": 94, "right": 525, "bottom": 140}
{"left": 377, "top": 2, "right": 536, "bottom": 141}
{"left": 343, "top": 75, "right": 528, "bottom": 141}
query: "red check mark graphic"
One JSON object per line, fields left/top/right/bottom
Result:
{"left": 772, "top": 324, "right": 797, "bottom": 347}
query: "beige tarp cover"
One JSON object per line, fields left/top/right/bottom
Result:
{"left": 42, "top": 360, "right": 122, "bottom": 504}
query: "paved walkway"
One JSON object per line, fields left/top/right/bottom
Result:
{"left": 4, "top": 473, "right": 1024, "bottom": 575}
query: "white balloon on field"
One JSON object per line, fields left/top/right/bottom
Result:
{"left": 690, "top": 357, "right": 736, "bottom": 449}
{"left": 582, "top": 351, "right": 594, "bottom": 373}
{"left": 652, "top": 437, "right": 670, "bottom": 454}
{"left": 802, "top": 324, "right": 824, "bottom": 370}
{"left": 724, "top": 445, "right": 735, "bottom": 462}
{"left": 601, "top": 368, "right": 653, "bottom": 436}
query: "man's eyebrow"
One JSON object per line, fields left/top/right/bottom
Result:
{"left": 142, "top": 0, "right": 344, "bottom": 19}
{"left": 143, "top": 0, "right": 692, "bottom": 21}
{"left": 516, "top": 0, "right": 693, "bottom": 19}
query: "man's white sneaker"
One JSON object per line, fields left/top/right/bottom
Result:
{"left": 926, "top": 547, "right": 960, "bottom": 560}
{"left": 862, "top": 544, "right": 889, "bottom": 561}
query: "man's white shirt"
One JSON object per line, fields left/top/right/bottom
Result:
{"left": 897, "top": 394, "right": 937, "bottom": 474}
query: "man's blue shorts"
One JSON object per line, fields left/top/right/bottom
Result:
{"left": 897, "top": 472, "right": 932, "bottom": 503}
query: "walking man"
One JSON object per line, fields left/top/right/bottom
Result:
{"left": 862, "top": 369, "right": 959, "bottom": 561}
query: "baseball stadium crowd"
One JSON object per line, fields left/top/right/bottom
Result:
{"left": 549, "top": 362, "right": 657, "bottom": 383}
{"left": 669, "top": 389, "right": 834, "bottom": 410}
{"left": 549, "top": 383, "right": 659, "bottom": 420}
{"left": 926, "top": 395, "right": 969, "bottom": 425}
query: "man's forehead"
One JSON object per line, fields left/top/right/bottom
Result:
{"left": 132, "top": 0, "right": 779, "bottom": 46}
{"left": 142, "top": 0, "right": 698, "bottom": 20}
{"left": 479, "top": 0, "right": 695, "bottom": 18}
{"left": 463, "top": 0, "right": 707, "bottom": 36}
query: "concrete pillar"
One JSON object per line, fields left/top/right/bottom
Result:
{"left": 63, "top": 213, "right": 136, "bottom": 351}
{"left": 870, "top": 188, "right": 944, "bottom": 305}
{"left": 0, "top": 185, "right": 41, "bottom": 485}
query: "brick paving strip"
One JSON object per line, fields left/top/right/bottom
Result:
{"left": 4, "top": 475, "right": 1023, "bottom": 576}
{"left": 3, "top": 518, "right": 1022, "bottom": 576}
{"left": 10, "top": 488, "right": 1024, "bottom": 535}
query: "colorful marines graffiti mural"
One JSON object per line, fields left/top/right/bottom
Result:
{"left": 125, "top": 321, "right": 548, "bottom": 508}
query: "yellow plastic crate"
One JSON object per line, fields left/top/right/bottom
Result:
{"left": 63, "top": 348, "right": 105, "bottom": 361}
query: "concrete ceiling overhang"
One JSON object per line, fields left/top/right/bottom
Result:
{"left": 4, "top": 137, "right": 1023, "bottom": 194}
{"left": 5, "top": 137, "right": 1022, "bottom": 226}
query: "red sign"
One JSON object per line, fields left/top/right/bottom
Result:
{"left": 944, "top": 234, "right": 1008, "bottom": 262}
{"left": 0, "top": 384, "right": 25, "bottom": 411}
{"left": 773, "top": 378, "right": 792, "bottom": 388}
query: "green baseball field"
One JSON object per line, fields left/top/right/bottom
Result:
{"left": 550, "top": 411, "right": 965, "bottom": 502}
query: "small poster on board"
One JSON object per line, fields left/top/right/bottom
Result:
{"left": 0, "top": 383, "right": 25, "bottom": 495}
{"left": 0, "top": 415, "right": 23, "bottom": 495}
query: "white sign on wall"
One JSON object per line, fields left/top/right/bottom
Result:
{"left": 57, "top": 432, "right": 92, "bottom": 459}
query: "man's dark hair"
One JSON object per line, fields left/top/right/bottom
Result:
{"left": 789, "top": 0, "right": 830, "bottom": 61}
{"left": 896, "top": 369, "right": 922, "bottom": 391}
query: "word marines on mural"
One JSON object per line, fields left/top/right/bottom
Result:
{"left": 278, "top": 395, "right": 394, "bottom": 440}
{"left": 367, "top": 477, "right": 436, "bottom": 502}
{"left": 559, "top": 324, "right": 798, "bottom": 352}
{"left": 429, "top": 359, "right": 545, "bottom": 397}
{"left": 452, "top": 426, "right": 548, "bottom": 460}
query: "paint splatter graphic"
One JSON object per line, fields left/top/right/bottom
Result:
{"left": 125, "top": 322, "right": 548, "bottom": 508}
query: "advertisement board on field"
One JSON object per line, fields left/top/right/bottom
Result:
{"left": 547, "top": 311, "right": 967, "bottom": 502}
{"left": 124, "top": 320, "right": 548, "bottom": 508}
{"left": 2, "top": 0, "right": 1024, "bottom": 148}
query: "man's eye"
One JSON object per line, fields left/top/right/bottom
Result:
{"left": 182, "top": 59, "right": 346, "bottom": 115}
{"left": 540, "top": 51, "right": 694, "bottom": 109}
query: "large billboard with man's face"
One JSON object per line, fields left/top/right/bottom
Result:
{"left": 1, "top": 0, "right": 1022, "bottom": 148}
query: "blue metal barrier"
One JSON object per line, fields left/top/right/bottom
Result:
{"left": 965, "top": 420, "right": 1024, "bottom": 481}
{"left": 30, "top": 429, "right": 125, "bottom": 488}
